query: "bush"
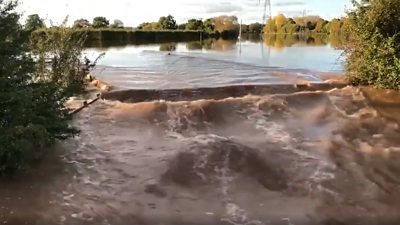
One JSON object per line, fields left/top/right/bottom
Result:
{"left": 345, "top": 0, "right": 400, "bottom": 89}
{"left": 31, "top": 22, "right": 88, "bottom": 95}
{"left": 0, "top": 2, "right": 85, "bottom": 176}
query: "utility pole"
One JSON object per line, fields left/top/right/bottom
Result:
{"left": 260, "top": 0, "right": 272, "bottom": 39}
{"left": 260, "top": 0, "right": 272, "bottom": 65}
{"left": 262, "top": 0, "right": 272, "bottom": 23}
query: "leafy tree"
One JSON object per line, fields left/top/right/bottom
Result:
{"left": 158, "top": 15, "right": 177, "bottom": 30}
{"left": 137, "top": 22, "right": 160, "bottom": 31}
{"left": 213, "top": 15, "right": 239, "bottom": 33}
{"left": 264, "top": 18, "right": 277, "bottom": 33}
{"left": 314, "top": 18, "right": 328, "bottom": 33}
{"left": 177, "top": 23, "right": 186, "bottom": 30}
{"left": 73, "top": 18, "right": 91, "bottom": 28}
{"left": 306, "top": 21, "right": 316, "bottom": 30}
{"left": 282, "top": 23, "right": 300, "bottom": 34}
{"left": 294, "top": 17, "right": 306, "bottom": 27}
{"left": 110, "top": 19, "right": 124, "bottom": 28}
{"left": 92, "top": 16, "right": 109, "bottom": 28}
{"left": 137, "top": 22, "right": 149, "bottom": 30}
{"left": 248, "top": 23, "right": 263, "bottom": 33}
{"left": 1, "top": 2, "right": 86, "bottom": 175}
{"left": 263, "top": 15, "right": 346, "bottom": 35}
{"left": 240, "top": 24, "right": 249, "bottom": 33}
{"left": 31, "top": 20, "right": 88, "bottom": 95}
{"left": 203, "top": 18, "right": 215, "bottom": 33}
{"left": 186, "top": 19, "right": 203, "bottom": 30}
{"left": 328, "top": 19, "right": 343, "bottom": 34}
{"left": 345, "top": 0, "right": 400, "bottom": 89}
{"left": 24, "top": 14, "right": 45, "bottom": 32}
{"left": 274, "top": 14, "right": 287, "bottom": 30}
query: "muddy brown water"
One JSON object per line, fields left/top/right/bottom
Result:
{"left": 1, "top": 84, "right": 400, "bottom": 225}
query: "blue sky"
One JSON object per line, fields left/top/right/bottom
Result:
{"left": 19, "top": 0, "right": 351, "bottom": 26}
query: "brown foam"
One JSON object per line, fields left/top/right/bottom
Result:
{"left": 101, "top": 83, "right": 347, "bottom": 103}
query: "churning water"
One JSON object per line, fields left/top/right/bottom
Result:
{"left": 1, "top": 37, "right": 400, "bottom": 225}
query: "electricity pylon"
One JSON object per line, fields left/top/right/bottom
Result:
{"left": 259, "top": 0, "right": 272, "bottom": 65}
{"left": 259, "top": 0, "right": 272, "bottom": 23}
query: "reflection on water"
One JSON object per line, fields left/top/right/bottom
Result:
{"left": 263, "top": 34, "right": 346, "bottom": 50}
{"left": 85, "top": 34, "right": 344, "bottom": 90}
{"left": 87, "top": 34, "right": 345, "bottom": 51}
{"left": 159, "top": 43, "right": 177, "bottom": 52}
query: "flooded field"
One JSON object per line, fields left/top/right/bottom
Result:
{"left": 86, "top": 35, "right": 344, "bottom": 89}
{"left": 1, "top": 36, "right": 400, "bottom": 225}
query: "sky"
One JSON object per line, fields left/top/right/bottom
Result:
{"left": 18, "top": 0, "right": 351, "bottom": 27}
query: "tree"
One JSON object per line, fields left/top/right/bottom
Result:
{"left": 203, "top": 18, "right": 215, "bottom": 33}
{"left": 177, "top": 23, "right": 186, "bottom": 30}
{"left": 137, "top": 22, "right": 149, "bottom": 30}
{"left": 294, "top": 17, "right": 306, "bottom": 27}
{"left": 73, "top": 19, "right": 91, "bottom": 28}
{"left": 240, "top": 24, "right": 249, "bottom": 33}
{"left": 314, "top": 18, "right": 328, "bottom": 33}
{"left": 158, "top": 15, "right": 177, "bottom": 30}
{"left": 111, "top": 19, "right": 124, "bottom": 28}
{"left": 186, "top": 19, "right": 203, "bottom": 30}
{"left": 212, "top": 15, "right": 239, "bottom": 33}
{"left": 328, "top": 18, "right": 343, "bottom": 34}
{"left": 274, "top": 14, "right": 287, "bottom": 31}
{"left": 282, "top": 23, "right": 300, "bottom": 34}
{"left": 249, "top": 23, "right": 263, "bottom": 33}
{"left": 24, "top": 14, "right": 45, "bottom": 32}
{"left": 137, "top": 22, "right": 160, "bottom": 31}
{"left": 345, "top": 0, "right": 400, "bottom": 89}
{"left": 1, "top": 1, "right": 85, "bottom": 175}
{"left": 31, "top": 19, "right": 88, "bottom": 95}
{"left": 264, "top": 18, "right": 277, "bottom": 33}
{"left": 262, "top": 15, "right": 346, "bottom": 35}
{"left": 306, "top": 20, "right": 317, "bottom": 31}
{"left": 92, "top": 16, "right": 109, "bottom": 28}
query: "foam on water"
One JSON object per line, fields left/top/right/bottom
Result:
{"left": 3, "top": 85, "right": 400, "bottom": 224}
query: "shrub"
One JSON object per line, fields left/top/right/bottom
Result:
{"left": 345, "top": 0, "right": 400, "bottom": 89}
{"left": 0, "top": 2, "right": 85, "bottom": 176}
{"left": 31, "top": 21, "right": 88, "bottom": 95}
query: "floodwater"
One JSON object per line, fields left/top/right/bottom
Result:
{"left": 2, "top": 36, "right": 400, "bottom": 225}
{"left": 86, "top": 35, "right": 344, "bottom": 89}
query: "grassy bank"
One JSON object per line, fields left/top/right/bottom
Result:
{"left": 85, "top": 29, "right": 210, "bottom": 43}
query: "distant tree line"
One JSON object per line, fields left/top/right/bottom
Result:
{"left": 73, "top": 17, "right": 125, "bottom": 29}
{"left": 137, "top": 15, "right": 263, "bottom": 34}
{"left": 264, "top": 14, "right": 347, "bottom": 34}
{"left": 25, "top": 12, "right": 349, "bottom": 37}
{"left": 23, "top": 14, "right": 126, "bottom": 30}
